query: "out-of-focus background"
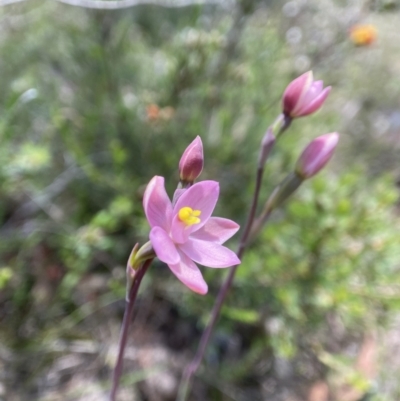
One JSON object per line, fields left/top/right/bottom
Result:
{"left": 0, "top": 0, "right": 400, "bottom": 400}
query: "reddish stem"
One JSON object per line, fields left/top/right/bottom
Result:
{"left": 109, "top": 258, "right": 153, "bottom": 401}
{"left": 176, "top": 165, "right": 264, "bottom": 400}
{"left": 177, "top": 119, "right": 290, "bottom": 401}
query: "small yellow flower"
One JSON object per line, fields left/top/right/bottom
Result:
{"left": 350, "top": 24, "right": 377, "bottom": 46}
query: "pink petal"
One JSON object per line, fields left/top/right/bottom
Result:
{"left": 179, "top": 136, "right": 204, "bottom": 182}
{"left": 150, "top": 227, "right": 180, "bottom": 265}
{"left": 297, "top": 81, "right": 323, "bottom": 111}
{"left": 143, "top": 176, "right": 173, "bottom": 231}
{"left": 171, "top": 181, "right": 219, "bottom": 242}
{"left": 282, "top": 71, "right": 313, "bottom": 116}
{"left": 292, "top": 80, "right": 322, "bottom": 116}
{"left": 296, "top": 132, "right": 339, "bottom": 178}
{"left": 298, "top": 86, "right": 331, "bottom": 117}
{"left": 170, "top": 214, "right": 190, "bottom": 244}
{"left": 179, "top": 238, "right": 240, "bottom": 268}
{"left": 172, "top": 188, "right": 187, "bottom": 206}
{"left": 190, "top": 217, "right": 240, "bottom": 244}
{"left": 168, "top": 251, "right": 208, "bottom": 295}
{"left": 310, "top": 80, "right": 323, "bottom": 93}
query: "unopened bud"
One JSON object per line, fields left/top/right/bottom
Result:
{"left": 266, "top": 172, "right": 303, "bottom": 211}
{"left": 282, "top": 71, "right": 331, "bottom": 118}
{"left": 179, "top": 136, "right": 204, "bottom": 184}
{"left": 295, "top": 133, "right": 339, "bottom": 179}
{"left": 127, "top": 241, "right": 155, "bottom": 274}
{"left": 258, "top": 128, "right": 276, "bottom": 168}
{"left": 126, "top": 241, "right": 155, "bottom": 300}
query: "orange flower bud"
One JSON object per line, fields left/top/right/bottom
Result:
{"left": 350, "top": 24, "right": 377, "bottom": 46}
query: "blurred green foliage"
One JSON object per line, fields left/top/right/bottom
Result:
{"left": 236, "top": 171, "right": 400, "bottom": 352}
{"left": 0, "top": 1, "right": 400, "bottom": 400}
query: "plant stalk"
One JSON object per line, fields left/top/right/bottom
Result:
{"left": 176, "top": 165, "right": 263, "bottom": 401}
{"left": 109, "top": 258, "right": 153, "bottom": 401}
{"left": 176, "top": 116, "right": 291, "bottom": 401}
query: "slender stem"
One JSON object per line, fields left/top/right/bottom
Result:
{"left": 176, "top": 116, "right": 292, "bottom": 401}
{"left": 248, "top": 208, "right": 272, "bottom": 241}
{"left": 176, "top": 166, "right": 265, "bottom": 401}
{"left": 109, "top": 258, "right": 153, "bottom": 401}
{"left": 276, "top": 115, "right": 292, "bottom": 138}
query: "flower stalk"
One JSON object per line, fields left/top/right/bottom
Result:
{"left": 177, "top": 109, "right": 338, "bottom": 400}
{"left": 110, "top": 257, "right": 153, "bottom": 401}
{"left": 250, "top": 172, "right": 303, "bottom": 240}
{"left": 176, "top": 114, "right": 291, "bottom": 401}
{"left": 111, "top": 72, "right": 336, "bottom": 401}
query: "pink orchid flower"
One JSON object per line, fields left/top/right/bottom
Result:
{"left": 143, "top": 176, "right": 240, "bottom": 294}
{"left": 282, "top": 71, "right": 331, "bottom": 118}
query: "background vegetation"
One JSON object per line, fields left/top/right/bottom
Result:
{"left": 0, "top": 0, "right": 400, "bottom": 400}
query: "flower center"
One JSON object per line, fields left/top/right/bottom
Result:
{"left": 178, "top": 207, "right": 201, "bottom": 226}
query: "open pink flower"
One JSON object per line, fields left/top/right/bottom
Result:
{"left": 143, "top": 176, "right": 240, "bottom": 294}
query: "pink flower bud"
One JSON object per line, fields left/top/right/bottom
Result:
{"left": 282, "top": 71, "right": 331, "bottom": 118}
{"left": 179, "top": 136, "right": 204, "bottom": 184}
{"left": 296, "top": 133, "right": 339, "bottom": 179}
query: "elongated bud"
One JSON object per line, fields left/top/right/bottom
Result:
{"left": 282, "top": 71, "right": 331, "bottom": 118}
{"left": 258, "top": 128, "right": 276, "bottom": 168}
{"left": 126, "top": 241, "right": 155, "bottom": 300}
{"left": 179, "top": 136, "right": 204, "bottom": 185}
{"left": 266, "top": 172, "right": 303, "bottom": 211}
{"left": 127, "top": 241, "right": 155, "bottom": 276}
{"left": 126, "top": 243, "right": 139, "bottom": 300}
{"left": 296, "top": 133, "right": 339, "bottom": 179}
{"left": 250, "top": 172, "right": 303, "bottom": 239}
